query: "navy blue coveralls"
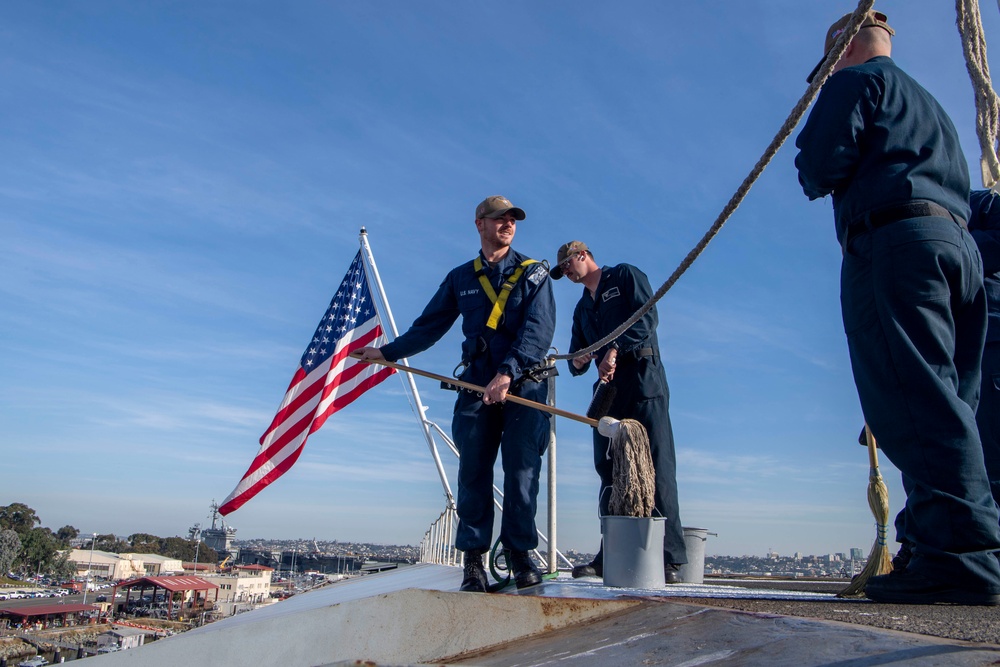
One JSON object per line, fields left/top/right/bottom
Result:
{"left": 796, "top": 55, "right": 1000, "bottom": 592}
{"left": 968, "top": 190, "right": 1000, "bottom": 515}
{"left": 380, "top": 249, "right": 556, "bottom": 554}
{"left": 567, "top": 263, "right": 687, "bottom": 567}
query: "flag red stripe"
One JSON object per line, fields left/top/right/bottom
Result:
{"left": 218, "top": 443, "right": 306, "bottom": 515}
{"left": 241, "top": 355, "right": 392, "bottom": 484}
{"left": 255, "top": 331, "right": 388, "bottom": 459}
{"left": 310, "top": 366, "right": 395, "bottom": 433}
{"left": 261, "top": 324, "right": 385, "bottom": 442}
{"left": 219, "top": 258, "right": 395, "bottom": 518}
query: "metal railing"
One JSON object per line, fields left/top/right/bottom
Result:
{"left": 419, "top": 507, "right": 458, "bottom": 566}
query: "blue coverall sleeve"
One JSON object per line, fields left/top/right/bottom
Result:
{"left": 794, "top": 71, "right": 872, "bottom": 200}
{"left": 567, "top": 302, "right": 591, "bottom": 377}
{"left": 970, "top": 190, "right": 1000, "bottom": 275}
{"left": 380, "top": 272, "right": 460, "bottom": 363}
{"left": 500, "top": 263, "right": 556, "bottom": 379}
{"left": 615, "top": 266, "right": 657, "bottom": 352}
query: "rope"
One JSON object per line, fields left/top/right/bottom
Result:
{"left": 550, "top": 0, "right": 876, "bottom": 361}
{"left": 957, "top": 0, "right": 1000, "bottom": 189}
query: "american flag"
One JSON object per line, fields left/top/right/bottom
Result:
{"left": 219, "top": 251, "right": 395, "bottom": 516}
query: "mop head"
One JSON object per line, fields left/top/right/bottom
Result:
{"left": 604, "top": 418, "right": 656, "bottom": 518}
{"left": 837, "top": 465, "right": 893, "bottom": 598}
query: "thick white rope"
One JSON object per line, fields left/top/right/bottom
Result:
{"left": 957, "top": 0, "right": 1000, "bottom": 189}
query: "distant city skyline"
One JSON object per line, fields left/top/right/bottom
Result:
{"left": 62, "top": 520, "right": 870, "bottom": 561}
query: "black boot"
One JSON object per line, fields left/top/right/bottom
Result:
{"left": 572, "top": 546, "right": 604, "bottom": 579}
{"left": 891, "top": 542, "right": 913, "bottom": 573}
{"left": 507, "top": 550, "right": 543, "bottom": 589}
{"left": 664, "top": 563, "right": 682, "bottom": 584}
{"left": 460, "top": 550, "right": 488, "bottom": 593}
{"left": 571, "top": 561, "right": 603, "bottom": 578}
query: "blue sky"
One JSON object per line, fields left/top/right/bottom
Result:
{"left": 3, "top": 1, "right": 996, "bottom": 558}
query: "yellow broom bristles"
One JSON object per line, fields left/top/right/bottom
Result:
{"left": 838, "top": 426, "right": 894, "bottom": 598}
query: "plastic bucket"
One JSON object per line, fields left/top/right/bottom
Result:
{"left": 677, "top": 527, "right": 710, "bottom": 584}
{"left": 601, "top": 516, "right": 666, "bottom": 588}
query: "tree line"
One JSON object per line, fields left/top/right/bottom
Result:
{"left": 0, "top": 502, "right": 217, "bottom": 580}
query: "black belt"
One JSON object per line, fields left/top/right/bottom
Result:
{"left": 849, "top": 201, "right": 967, "bottom": 238}
{"left": 622, "top": 347, "right": 655, "bottom": 360}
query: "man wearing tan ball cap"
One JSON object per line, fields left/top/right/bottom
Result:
{"left": 358, "top": 195, "right": 555, "bottom": 593}
{"left": 796, "top": 9, "right": 1000, "bottom": 605}
{"left": 552, "top": 240, "right": 686, "bottom": 583}
{"left": 805, "top": 10, "right": 894, "bottom": 84}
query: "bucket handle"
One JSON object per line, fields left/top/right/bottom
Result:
{"left": 682, "top": 531, "right": 718, "bottom": 543}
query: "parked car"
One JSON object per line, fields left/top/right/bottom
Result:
{"left": 17, "top": 656, "right": 49, "bottom": 667}
{"left": 95, "top": 595, "right": 107, "bottom": 602}
{"left": 97, "top": 645, "right": 120, "bottom": 654}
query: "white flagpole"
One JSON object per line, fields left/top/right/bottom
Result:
{"left": 358, "top": 228, "right": 456, "bottom": 510}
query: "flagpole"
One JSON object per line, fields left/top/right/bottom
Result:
{"left": 358, "top": 227, "right": 456, "bottom": 510}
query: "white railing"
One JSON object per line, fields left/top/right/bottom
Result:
{"left": 419, "top": 507, "right": 458, "bottom": 566}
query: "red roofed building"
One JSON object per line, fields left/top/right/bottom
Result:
{"left": 0, "top": 603, "right": 100, "bottom": 630}
{"left": 113, "top": 576, "right": 219, "bottom": 621}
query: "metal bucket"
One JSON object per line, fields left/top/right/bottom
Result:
{"left": 601, "top": 516, "right": 665, "bottom": 588}
{"left": 677, "top": 527, "right": 711, "bottom": 584}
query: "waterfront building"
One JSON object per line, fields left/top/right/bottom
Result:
{"left": 198, "top": 565, "right": 274, "bottom": 617}
{"left": 66, "top": 549, "right": 146, "bottom": 582}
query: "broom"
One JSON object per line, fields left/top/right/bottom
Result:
{"left": 586, "top": 379, "right": 617, "bottom": 420}
{"left": 837, "top": 423, "right": 893, "bottom": 598}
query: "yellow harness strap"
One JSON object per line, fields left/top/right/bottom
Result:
{"left": 473, "top": 257, "right": 539, "bottom": 330}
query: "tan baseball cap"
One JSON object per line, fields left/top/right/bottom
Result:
{"left": 806, "top": 10, "right": 894, "bottom": 83}
{"left": 549, "top": 240, "right": 589, "bottom": 280}
{"left": 475, "top": 195, "right": 526, "bottom": 221}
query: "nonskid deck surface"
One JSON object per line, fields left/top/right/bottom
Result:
{"left": 89, "top": 564, "right": 1000, "bottom": 667}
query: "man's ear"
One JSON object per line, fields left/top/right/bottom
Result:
{"left": 843, "top": 39, "right": 857, "bottom": 61}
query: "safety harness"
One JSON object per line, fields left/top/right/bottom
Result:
{"left": 441, "top": 256, "right": 557, "bottom": 390}
{"left": 473, "top": 256, "right": 538, "bottom": 331}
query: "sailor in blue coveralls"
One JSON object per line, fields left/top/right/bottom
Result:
{"left": 892, "top": 190, "right": 1000, "bottom": 575}
{"left": 358, "top": 195, "right": 556, "bottom": 592}
{"left": 551, "top": 240, "right": 687, "bottom": 583}
{"left": 796, "top": 11, "right": 1000, "bottom": 604}
{"left": 969, "top": 190, "right": 1000, "bottom": 516}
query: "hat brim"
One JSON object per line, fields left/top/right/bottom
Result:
{"left": 549, "top": 264, "right": 565, "bottom": 280}
{"left": 484, "top": 207, "right": 526, "bottom": 221}
{"left": 806, "top": 55, "right": 826, "bottom": 84}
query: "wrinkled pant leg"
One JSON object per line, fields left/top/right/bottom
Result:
{"left": 842, "top": 219, "right": 1000, "bottom": 591}
{"left": 893, "top": 474, "right": 916, "bottom": 545}
{"left": 978, "top": 342, "right": 1000, "bottom": 515}
{"left": 497, "top": 380, "right": 550, "bottom": 553}
{"left": 589, "top": 425, "right": 615, "bottom": 563}
{"left": 452, "top": 391, "right": 502, "bottom": 552}
{"left": 593, "top": 427, "right": 615, "bottom": 517}
{"left": 634, "top": 394, "right": 687, "bottom": 565}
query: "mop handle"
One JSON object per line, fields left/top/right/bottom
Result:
{"left": 351, "top": 353, "right": 599, "bottom": 427}
{"left": 863, "top": 423, "right": 879, "bottom": 468}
